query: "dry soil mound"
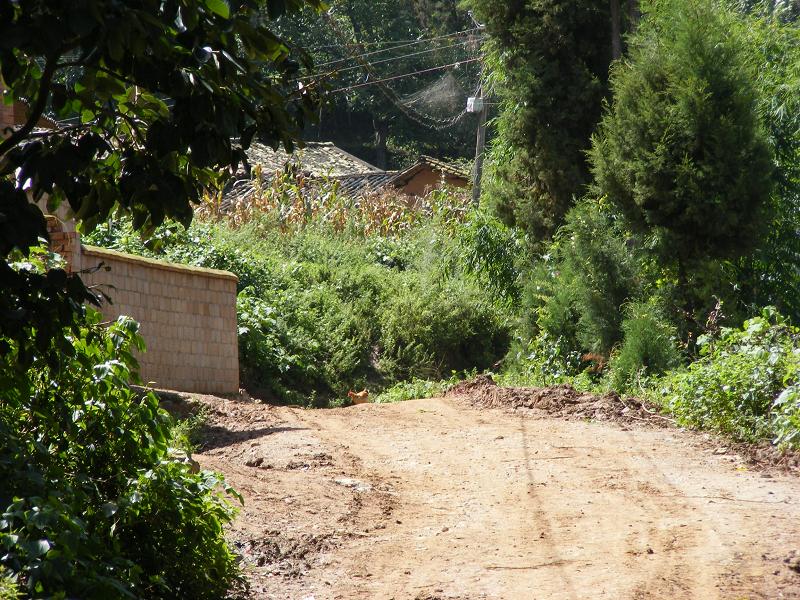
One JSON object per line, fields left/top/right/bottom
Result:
{"left": 446, "top": 374, "right": 662, "bottom": 425}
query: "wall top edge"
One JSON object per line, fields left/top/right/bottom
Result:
{"left": 82, "top": 245, "right": 239, "bottom": 283}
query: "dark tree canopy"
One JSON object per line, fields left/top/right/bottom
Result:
{"left": 0, "top": 0, "right": 323, "bottom": 361}
{"left": 467, "top": 0, "right": 616, "bottom": 242}
{"left": 274, "top": 0, "right": 480, "bottom": 169}
{"left": 589, "top": 0, "right": 774, "bottom": 266}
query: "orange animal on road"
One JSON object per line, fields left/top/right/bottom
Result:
{"left": 347, "top": 389, "right": 370, "bottom": 405}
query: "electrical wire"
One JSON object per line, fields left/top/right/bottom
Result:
{"left": 322, "top": 12, "right": 484, "bottom": 130}
{"left": 294, "top": 39, "right": 479, "bottom": 83}
{"left": 310, "top": 37, "right": 461, "bottom": 50}
{"left": 327, "top": 58, "right": 482, "bottom": 94}
{"left": 313, "top": 26, "right": 483, "bottom": 69}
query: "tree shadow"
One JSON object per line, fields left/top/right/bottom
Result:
{"left": 198, "top": 424, "right": 309, "bottom": 452}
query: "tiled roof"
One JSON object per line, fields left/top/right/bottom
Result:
{"left": 387, "top": 155, "right": 471, "bottom": 187}
{"left": 222, "top": 141, "right": 386, "bottom": 209}
{"left": 244, "top": 141, "right": 382, "bottom": 178}
{"left": 221, "top": 145, "right": 471, "bottom": 210}
{"left": 332, "top": 171, "right": 398, "bottom": 196}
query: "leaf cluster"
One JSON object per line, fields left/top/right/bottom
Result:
{"left": 656, "top": 308, "right": 800, "bottom": 447}
{"left": 0, "top": 310, "right": 242, "bottom": 598}
{"left": 1, "top": 0, "right": 323, "bottom": 238}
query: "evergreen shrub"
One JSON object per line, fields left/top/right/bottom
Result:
{"left": 610, "top": 299, "right": 682, "bottom": 391}
{"left": 590, "top": 0, "right": 773, "bottom": 267}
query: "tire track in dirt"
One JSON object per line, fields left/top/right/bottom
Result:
{"left": 191, "top": 394, "right": 800, "bottom": 599}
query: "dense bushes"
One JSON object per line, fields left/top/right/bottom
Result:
{"left": 378, "top": 277, "right": 510, "bottom": 379}
{"left": 0, "top": 309, "right": 242, "bottom": 598}
{"left": 492, "top": 2, "right": 800, "bottom": 452}
{"left": 86, "top": 202, "right": 517, "bottom": 405}
{"left": 655, "top": 309, "right": 800, "bottom": 446}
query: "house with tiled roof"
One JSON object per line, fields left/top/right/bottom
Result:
{"left": 223, "top": 141, "right": 392, "bottom": 207}
{"left": 244, "top": 141, "right": 383, "bottom": 178}
{"left": 387, "top": 155, "right": 471, "bottom": 196}
{"left": 223, "top": 142, "right": 471, "bottom": 207}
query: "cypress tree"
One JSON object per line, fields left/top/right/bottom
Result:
{"left": 590, "top": 0, "right": 774, "bottom": 270}
{"left": 467, "top": 0, "right": 615, "bottom": 242}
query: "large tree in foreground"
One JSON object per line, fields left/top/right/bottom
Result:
{"left": 0, "top": 1, "right": 322, "bottom": 596}
{"left": 0, "top": 0, "right": 322, "bottom": 360}
{"left": 589, "top": 0, "right": 773, "bottom": 271}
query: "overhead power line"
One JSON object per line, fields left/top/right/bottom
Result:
{"left": 314, "top": 26, "right": 483, "bottom": 69}
{"left": 309, "top": 29, "right": 483, "bottom": 51}
{"left": 322, "top": 11, "right": 484, "bottom": 130}
{"left": 328, "top": 58, "right": 482, "bottom": 94}
{"left": 294, "top": 39, "right": 479, "bottom": 83}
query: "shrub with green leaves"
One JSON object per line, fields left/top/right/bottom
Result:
{"left": 610, "top": 299, "right": 682, "bottom": 392}
{"left": 520, "top": 198, "right": 642, "bottom": 359}
{"left": 453, "top": 210, "right": 524, "bottom": 305}
{"left": 499, "top": 331, "right": 583, "bottom": 388}
{"left": 372, "top": 371, "right": 471, "bottom": 404}
{"left": 379, "top": 277, "right": 511, "bottom": 380}
{"left": 0, "top": 310, "right": 242, "bottom": 598}
{"left": 733, "top": 12, "right": 800, "bottom": 321}
{"left": 0, "top": 569, "right": 19, "bottom": 600}
{"left": 655, "top": 308, "right": 800, "bottom": 446}
{"left": 86, "top": 209, "right": 517, "bottom": 405}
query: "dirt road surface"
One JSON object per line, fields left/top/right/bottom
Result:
{"left": 193, "top": 392, "right": 800, "bottom": 600}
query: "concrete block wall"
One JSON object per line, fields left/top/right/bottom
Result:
{"left": 78, "top": 245, "right": 240, "bottom": 395}
{"left": 1, "top": 79, "right": 60, "bottom": 136}
{"left": 47, "top": 218, "right": 240, "bottom": 395}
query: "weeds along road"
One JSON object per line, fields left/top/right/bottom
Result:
{"left": 193, "top": 394, "right": 800, "bottom": 600}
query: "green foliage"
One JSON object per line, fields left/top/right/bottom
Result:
{"left": 590, "top": 0, "right": 774, "bottom": 266}
{"left": 1, "top": 0, "right": 322, "bottom": 237}
{"left": 469, "top": 0, "right": 616, "bottom": 241}
{"left": 378, "top": 277, "right": 510, "bottom": 380}
{"left": 86, "top": 207, "right": 517, "bottom": 405}
{"left": 0, "top": 0, "right": 323, "bottom": 381}
{"left": 655, "top": 308, "right": 800, "bottom": 446}
{"left": 522, "top": 198, "right": 642, "bottom": 357}
{"left": 499, "top": 332, "right": 583, "bottom": 388}
{"left": 610, "top": 299, "right": 681, "bottom": 391}
{"left": 372, "top": 371, "right": 469, "bottom": 404}
{"left": 453, "top": 210, "right": 524, "bottom": 304}
{"left": 733, "top": 13, "right": 800, "bottom": 320}
{"left": 0, "top": 569, "right": 20, "bottom": 600}
{"left": 0, "top": 310, "right": 241, "bottom": 598}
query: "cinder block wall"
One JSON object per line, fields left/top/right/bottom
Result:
{"left": 0, "top": 101, "right": 15, "bottom": 132}
{"left": 48, "top": 220, "right": 240, "bottom": 395}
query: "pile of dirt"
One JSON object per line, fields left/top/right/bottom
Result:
{"left": 447, "top": 375, "right": 800, "bottom": 474}
{"left": 446, "top": 374, "right": 665, "bottom": 426}
{"left": 234, "top": 532, "right": 335, "bottom": 578}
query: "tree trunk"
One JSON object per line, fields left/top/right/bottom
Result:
{"left": 374, "top": 120, "right": 388, "bottom": 170}
{"left": 610, "top": 0, "right": 622, "bottom": 60}
{"left": 627, "top": 0, "right": 641, "bottom": 34}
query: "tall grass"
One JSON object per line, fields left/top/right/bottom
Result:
{"left": 85, "top": 179, "right": 519, "bottom": 406}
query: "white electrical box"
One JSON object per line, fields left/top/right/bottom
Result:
{"left": 467, "top": 97, "right": 484, "bottom": 113}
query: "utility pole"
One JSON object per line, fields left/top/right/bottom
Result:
{"left": 467, "top": 12, "right": 488, "bottom": 207}
{"left": 470, "top": 86, "right": 488, "bottom": 206}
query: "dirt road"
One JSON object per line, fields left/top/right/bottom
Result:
{"left": 193, "top": 392, "right": 800, "bottom": 600}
